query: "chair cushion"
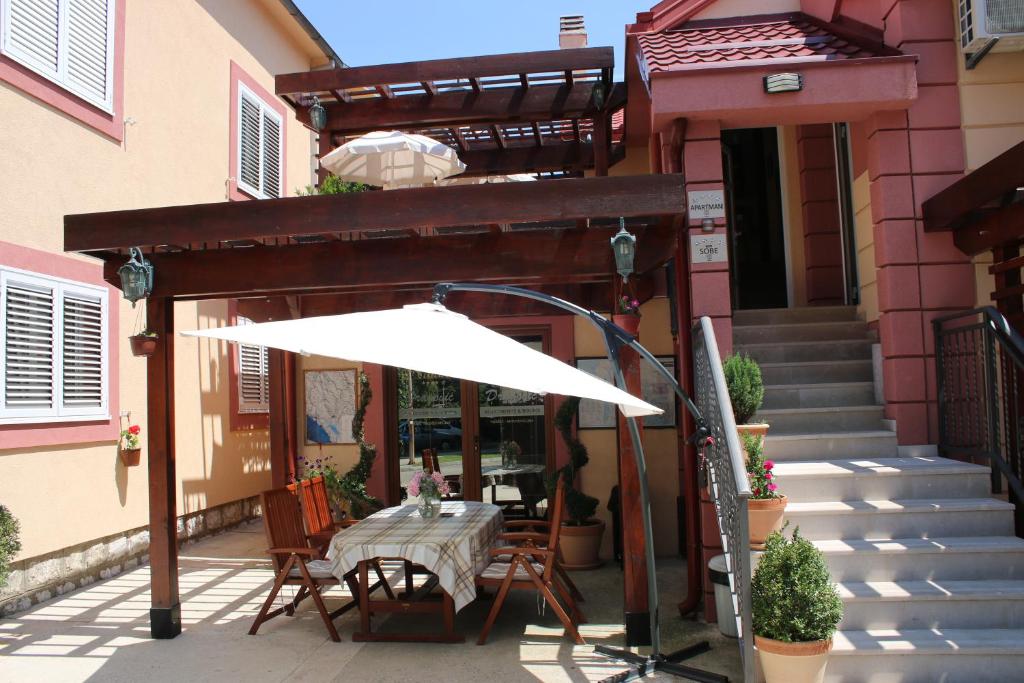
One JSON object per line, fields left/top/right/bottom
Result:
{"left": 480, "top": 560, "right": 545, "bottom": 581}
{"left": 288, "top": 559, "right": 335, "bottom": 580}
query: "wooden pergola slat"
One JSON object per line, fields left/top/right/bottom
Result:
{"left": 65, "top": 174, "right": 683, "bottom": 253}
{"left": 923, "top": 141, "right": 1024, "bottom": 233}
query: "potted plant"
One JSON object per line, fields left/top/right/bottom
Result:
{"left": 119, "top": 424, "right": 142, "bottom": 466}
{"left": 744, "top": 433, "right": 787, "bottom": 549}
{"left": 612, "top": 294, "right": 641, "bottom": 336}
{"left": 0, "top": 504, "right": 21, "bottom": 590}
{"left": 723, "top": 353, "right": 767, "bottom": 455}
{"left": 752, "top": 528, "right": 843, "bottom": 683}
{"left": 129, "top": 330, "right": 158, "bottom": 357}
{"left": 549, "top": 397, "right": 604, "bottom": 569}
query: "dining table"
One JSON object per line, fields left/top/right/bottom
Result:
{"left": 327, "top": 500, "right": 503, "bottom": 642}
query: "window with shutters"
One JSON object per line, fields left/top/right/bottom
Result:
{"left": 236, "top": 82, "right": 283, "bottom": 200}
{"left": 0, "top": 266, "right": 108, "bottom": 423}
{"left": 235, "top": 316, "right": 269, "bottom": 414}
{"left": 0, "top": 0, "right": 116, "bottom": 112}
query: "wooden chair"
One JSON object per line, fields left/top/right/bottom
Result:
{"left": 249, "top": 487, "right": 354, "bottom": 641}
{"left": 421, "top": 447, "right": 462, "bottom": 498}
{"left": 292, "top": 476, "right": 394, "bottom": 600}
{"left": 474, "top": 477, "right": 585, "bottom": 645}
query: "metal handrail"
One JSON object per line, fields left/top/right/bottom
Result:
{"left": 692, "top": 316, "right": 754, "bottom": 682}
{"left": 934, "top": 306, "right": 1024, "bottom": 536}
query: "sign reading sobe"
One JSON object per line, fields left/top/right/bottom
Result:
{"left": 687, "top": 190, "right": 726, "bottom": 218}
{"left": 690, "top": 235, "right": 727, "bottom": 263}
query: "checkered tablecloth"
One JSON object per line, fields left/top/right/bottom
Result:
{"left": 328, "top": 501, "right": 503, "bottom": 612}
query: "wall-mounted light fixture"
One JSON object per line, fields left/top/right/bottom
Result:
{"left": 117, "top": 247, "right": 154, "bottom": 308}
{"left": 701, "top": 218, "right": 715, "bottom": 233}
{"left": 308, "top": 95, "right": 327, "bottom": 131}
{"left": 763, "top": 72, "right": 803, "bottom": 94}
{"left": 610, "top": 217, "right": 637, "bottom": 283}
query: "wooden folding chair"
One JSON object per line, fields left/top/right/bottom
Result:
{"left": 293, "top": 476, "right": 395, "bottom": 600}
{"left": 421, "top": 447, "right": 462, "bottom": 498}
{"left": 474, "top": 477, "right": 585, "bottom": 645}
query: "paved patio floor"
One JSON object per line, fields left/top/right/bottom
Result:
{"left": 0, "top": 522, "right": 742, "bottom": 682}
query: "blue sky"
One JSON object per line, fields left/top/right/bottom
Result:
{"left": 293, "top": 1, "right": 640, "bottom": 78}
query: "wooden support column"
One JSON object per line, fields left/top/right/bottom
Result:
{"left": 316, "top": 132, "right": 331, "bottom": 187}
{"left": 146, "top": 297, "right": 181, "bottom": 639}
{"left": 617, "top": 322, "right": 651, "bottom": 646}
{"left": 269, "top": 349, "right": 296, "bottom": 488}
{"left": 593, "top": 111, "right": 610, "bottom": 177}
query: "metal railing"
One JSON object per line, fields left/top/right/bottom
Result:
{"left": 692, "top": 316, "right": 754, "bottom": 682}
{"left": 935, "top": 307, "right": 1024, "bottom": 535}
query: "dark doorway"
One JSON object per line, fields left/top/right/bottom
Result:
{"left": 722, "top": 128, "right": 788, "bottom": 310}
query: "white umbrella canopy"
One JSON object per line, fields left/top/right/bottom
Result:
{"left": 183, "top": 303, "right": 661, "bottom": 418}
{"left": 321, "top": 131, "right": 466, "bottom": 189}
{"left": 437, "top": 173, "right": 536, "bottom": 186}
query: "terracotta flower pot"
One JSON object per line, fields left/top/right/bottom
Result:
{"left": 612, "top": 314, "right": 640, "bottom": 336}
{"left": 129, "top": 335, "right": 158, "bottom": 357}
{"left": 119, "top": 448, "right": 141, "bottom": 467}
{"left": 748, "top": 495, "right": 787, "bottom": 549}
{"left": 559, "top": 519, "right": 605, "bottom": 569}
{"left": 755, "top": 635, "right": 832, "bottom": 683}
{"left": 736, "top": 422, "right": 770, "bottom": 463}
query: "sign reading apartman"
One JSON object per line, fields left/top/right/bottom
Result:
{"left": 687, "top": 190, "right": 726, "bottom": 219}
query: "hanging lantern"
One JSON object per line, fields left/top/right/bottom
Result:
{"left": 117, "top": 247, "right": 153, "bottom": 308}
{"left": 610, "top": 218, "right": 637, "bottom": 283}
{"left": 309, "top": 95, "right": 327, "bottom": 131}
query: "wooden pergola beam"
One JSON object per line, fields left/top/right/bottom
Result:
{"left": 98, "top": 225, "right": 676, "bottom": 300}
{"left": 275, "top": 47, "right": 613, "bottom": 96}
{"left": 65, "top": 174, "right": 684, "bottom": 253}
{"left": 305, "top": 82, "right": 602, "bottom": 134}
{"left": 954, "top": 202, "right": 1024, "bottom": 256}
{"left": 923, "top": 141, "right": 1024, "bottom": 232}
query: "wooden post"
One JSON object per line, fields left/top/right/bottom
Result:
{"left": 317, "top": 133, "right": 332, "bottom": 187}
{"left": 593, "top": 110, "right": 610, "bottom": 177}
{"left": 147, "top": 297, "right": 181, "bottom": 639}
{"left": 617, "top": 329, "right": 651, "bottom": 645}
{"left": 269, "top": 349, "right": 294, "bottom": 488}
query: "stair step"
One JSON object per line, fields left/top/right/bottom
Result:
{"left": 766, "top": 431, "right": 899, "bottom": 460}
{"left": 773, "top": 457, "right": 993, "bottom": 502}
{"left": 761, "top": 382, "right": 876, "bottom": 409}
{"left": 814, "top": 536, "right": 1024, "bottom": 581}
{"left": 824, "top": 629, "right": 1024, "bottom": 683}
{"left": 838, "top": 580, "right": 1024, "bottom": 629}
{"left": 760, "top": 359, "right": 874, "bottom": 385}
{"left": 784, "top": 498, "right": 1015, "bottom": 540}
{"left": 733, "top": 320, "right": 872, "bottom": 345}
{"left": 735, "top": 339, "right": 872, "bottom": 364}
{"left": 733, "top": 305, "right": 859, "bottom": 326}
{"left": 758, "top": 405, "right": 884, "bottom": 433}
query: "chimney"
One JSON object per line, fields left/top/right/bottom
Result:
{"left": 559, "top": 15, "right": 588, "bottom": 49}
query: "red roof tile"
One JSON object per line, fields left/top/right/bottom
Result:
{"left": 637, "top": 14, "right": 891, "bottom": 74}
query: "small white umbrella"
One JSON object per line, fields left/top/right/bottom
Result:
{"left": 182, "top": 303, "right": 660, "bottom": 418}
{"left": 321, "top": 131, "right": 466, "bottom": 189}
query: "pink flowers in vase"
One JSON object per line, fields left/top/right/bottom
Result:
{"left": 743, "top": 433, "right": 782, "bottom": 500}
{"left": 408, "top": 470, "right": 450, "bottom": 499}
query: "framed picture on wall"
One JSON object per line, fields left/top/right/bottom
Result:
{"left": 642, "top": 357, "right": 677, "bottom": 428}
{"left": 304, "top": 369, "right": 357, "bottom": 445}
{"left": 575, "top": 357, "right": 616, "bottom": 429}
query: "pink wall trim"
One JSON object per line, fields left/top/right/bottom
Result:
{"left": 0, "top": 0, "right": 126, "bottom": 142}
{"left": 0, "top": 241, "right": 119, "bottom": 450}
{"left": 228, "top": 60, "right": 288, "bottom": 202}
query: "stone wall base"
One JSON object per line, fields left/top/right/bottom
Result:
{"left": 0, "top": 495, "right": 261, "bottom": 617}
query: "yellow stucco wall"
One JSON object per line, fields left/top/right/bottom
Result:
{"left": 0, "top": 0, "right": 322, "bottom": 560}
{"left": 779, "top": 126, "right": 807, "bottom": 307}
{"left": 853, "top": 171, "right": 878, "bottom": 323}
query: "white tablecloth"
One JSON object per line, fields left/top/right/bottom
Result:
{"left": 328, "top": 501, "right": 503, "bottom": 611}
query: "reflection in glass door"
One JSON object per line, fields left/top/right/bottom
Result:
{"left": 477, "top": 337, "right": 549, "bottom": 518}
{"left": 397, "top": 370, "right": 464, "bottom": 505}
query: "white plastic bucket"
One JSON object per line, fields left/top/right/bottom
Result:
{"left": 708, "top": 554, "right": 738, "bottom": 638}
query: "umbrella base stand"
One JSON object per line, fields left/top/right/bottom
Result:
{"left": 595, "top": 641, "right": 729, "bottom": 683}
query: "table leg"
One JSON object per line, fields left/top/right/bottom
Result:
{"left": 359, "top": 560, "right": 371, "bottom": 635}
{"left": 443, "top": 590, "right": 456, "bottom": 639}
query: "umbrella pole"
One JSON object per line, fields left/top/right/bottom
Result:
{"left": 432, "top": 283, "right": 724, "bottom": 683}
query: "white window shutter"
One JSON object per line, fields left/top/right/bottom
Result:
{"left": 238, "top": 92, "right": 262, "bottom": 196}
{"left": 65, "top": 0, "right": 113, "bottom": 108}
{"left": 261, "top": 111, "right": 282, "bottom": 198}
{"left": 236, "top": 316, "right": 269, "bottom": 413}
{"left": 3, "top": 281, "right": 56, "bottom": 411}
{"left": 3, "top": 0, "right": 61, "bottom": 77}
{"left": 61, "top": 291, "right": 103, "bottom": 408}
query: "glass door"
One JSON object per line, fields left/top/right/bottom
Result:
{"left": 396, "top": 370, "right": 464, "bottom": 505}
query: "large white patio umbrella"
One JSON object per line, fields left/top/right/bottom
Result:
{"left": 320, "top": 131, "right": 466, "bottom": 189}
{"left": 182, "top": 303, "right": 660, "bottom": 418}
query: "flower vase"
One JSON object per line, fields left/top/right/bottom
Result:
{"left": 417, "top": 493, "right": 442, "bottom": 519}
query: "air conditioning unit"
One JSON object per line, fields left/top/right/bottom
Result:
{"left": 959, "top": 0, "right": 1024, "bottom": 53}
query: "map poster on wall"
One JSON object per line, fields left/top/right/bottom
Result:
{"left": 642, "top": 357, "right": 677, "bottom": 428}
{"left": 304, "top": 369, "right": 357, "bottom": 445}
{"left": 576, "top": 358, "right": 616, "bottom": 429}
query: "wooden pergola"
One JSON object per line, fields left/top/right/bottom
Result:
{"left": 63, "top": 47, "right": 682, "bottom": 641}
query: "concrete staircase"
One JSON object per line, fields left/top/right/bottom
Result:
{"left": 734, "top": 306, "right": 1024, "bottom": 683}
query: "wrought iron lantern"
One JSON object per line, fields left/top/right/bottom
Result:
{"left": 610, "top": 218, "right": 637, "bottom": 282}
{"left": 308, "top": 95, "right": 327, "bottom": 131}
{"left": 117, "top": 247, "right": 153, "bottom": 308}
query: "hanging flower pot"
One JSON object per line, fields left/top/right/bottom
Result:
{"left": 612, "top": 313, "right": 640, "bottom": 336}
{"left": 119, "top": 448, "right": 142, "bottom": 467}
{"left": 129, "top": 332, "right": 158, "bottom": 357}
{"left": 119, "top": 424, "right": 142, "bottom": 467}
